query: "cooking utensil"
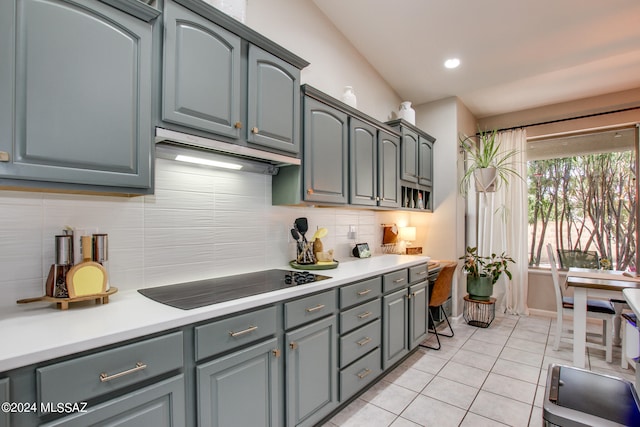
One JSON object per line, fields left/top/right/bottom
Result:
{"left": 290, "top": 228, "right": 300, "bottom": 242}
{"left": 294, "top": 218, "right": 309, "bottom": 241}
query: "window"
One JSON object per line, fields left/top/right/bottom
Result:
{"left": 527, "top": 127, "right": 637, "bottom": 271}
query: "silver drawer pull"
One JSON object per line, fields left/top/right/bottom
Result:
{"left": 357, "top": 311, "right": 373, "bottom": 319}
{"left": 229, "top": 325, "right": 258, "bottom": 337}
{"left": 100, "top": 362, "right": 147, "bottom": 382}
{"left": 357, "top": 289, "right": 372, "bottom": 296}
{"left": 357, "top": 368, "right": 372, "bottom": 379}
{"left": 357, "top": 337, "right": 372, "bottom": 347}
{"left": 306, "top": 304, "right": 325, "bottom": 313}
{"left": 393, "top": 278, "right": 405, "bottom": 284}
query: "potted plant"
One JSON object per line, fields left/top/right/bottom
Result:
{"left": 460, "top": 246, "right": 515, "bottom": 301}
{"left": 459, "top": 128, "right": 521, "bottom": 196}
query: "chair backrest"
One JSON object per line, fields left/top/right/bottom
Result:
{"left": 547, "top": 244, "right": 564, "bottom": 314}
{"left": 429, "top": 262, "right": 457, "bottom": 307}
{"left": 557, "top": 249, "right": 600, "bottom": 269}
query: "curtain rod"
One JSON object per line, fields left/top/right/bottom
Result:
{"left": 488, "top": 105, "right": 640, "bottom": 133}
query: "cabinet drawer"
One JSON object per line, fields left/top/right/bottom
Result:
{"left": 409, "top": 264, "right": 428, "bottom": 283}
{"left": 339, "top": 298, "right": 381, "bottom": 334}
{"left": 339, "top": 277, "right": 382, "bottom": 309}
{"left": 195, "top": 305, "right": 277, "bottom": 361}
{"left": 284, "top": 290, "right": 336, "bottom": 330}
{"left": 340, "top": 319, "right": 381, "bottom": 368}
{"left": 339, "top": 348, "right": 381, "bottom": 401}
{"left": 0, "top": 378, "right": 8, "bottom": 427}
{"left": 383, "top": 269, "right": 409, "bottom": 293}
{"left": 37, "top": 331, "right": 183, "bottom": 413}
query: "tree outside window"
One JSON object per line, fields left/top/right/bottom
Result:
{"left": 527, "top": 129, "right": 637, "bottom": 271}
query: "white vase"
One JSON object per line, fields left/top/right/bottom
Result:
{"left": 397, "top": 101, "right": 415, "bottom": 124}
{"left": 341, "top": 86, "right": 357, "bottom": 108}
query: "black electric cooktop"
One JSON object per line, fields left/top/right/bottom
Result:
{"left": 138, "top": 269, "right": 331, "bottom": 310}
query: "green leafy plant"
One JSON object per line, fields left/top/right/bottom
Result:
{"left": 460, "top": 246, "right": 515, "bottom": 285}
{"left": 459, "top": 128, "right": 521, "bottom": 196}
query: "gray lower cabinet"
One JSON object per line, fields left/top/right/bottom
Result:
{"left": 247, "top": 45, "right": 300, "bottom": 154}
{"left": 408, "top": 281, "right": 429, "bottom": 349}
{"left": 300, "top": 97, "right": 349, "bottom": 204}
{"left": 162, "top": 0, "right": 241, "bottom": 139}
{"left": 42, "top": 375, "right": 185, "bottom": 427}
{"left": 0, "top": 0, "right": 157, "bottom": 193}
{"left": 0, "top": 378, "right": 8, "bottom": 427}
{"left": 382, "top": 287, "right": 409, "bottom": 369}
{"left": 286, "top": 315, "right": 338, "bottom": 427}
{"left": 197, "top": 338, "right": 280, "bottom": 427}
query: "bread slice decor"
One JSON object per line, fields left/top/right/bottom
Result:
{"left": 66, "top": 261, "right": 107, "bottom": 298}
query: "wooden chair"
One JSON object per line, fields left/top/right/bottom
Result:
{"left": 420, "top": 262, "right": 456, "bottom": 350}
{"left": 547, "top": 244, "right": 614, "bottom": 362}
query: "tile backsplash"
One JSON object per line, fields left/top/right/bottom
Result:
{"left": 0, "top": 159, "right": 384, "bottom": 309}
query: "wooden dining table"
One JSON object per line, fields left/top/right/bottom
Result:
{"left": 565, "top": 268, "right": 640, "bottom": 368}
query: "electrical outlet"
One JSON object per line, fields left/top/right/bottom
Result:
{"left": 348, "top": 224, "right": 357, "bottom": 240}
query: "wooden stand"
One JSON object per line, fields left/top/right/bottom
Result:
{"left": 17, "top": 287, "right": 118, "bottom": 310}
{"left": 463, "top": 295, "right": 496, "bottom": 328}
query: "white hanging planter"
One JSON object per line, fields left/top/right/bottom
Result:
{"left": 474, "top": 167, "right": 498, "bottom": 193}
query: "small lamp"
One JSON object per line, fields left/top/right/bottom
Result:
{"left": 399, "top": 226, "right": 422, "bottom": 255}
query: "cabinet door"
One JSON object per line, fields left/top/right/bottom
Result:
{"left": 197, "top": 338, "right": 280, "bottom": 427}
{"left": 400, "top": 128, "right": 419, "bottom": 183}
{"left": 163, "top": 0, "right": 241, "bottom": 139}
{"left": 286, "top": 316, "right": 337, "bottom": 427}
{"left": 42, "top": 375, "right": 185, "bottom": 427}
{"left": 0, "top": 0, "right": 153, "bottom": 190}
{"left": 303, "top": 98, "right": 348, "bottom": 204}
{"left": 382, "top": 288, "right": 409, "bottom": 369}
{"left": 378, "top": 130, "right": 401, "bottom": 207}
{"left": 349, "top": 118, "right": 377, "bottom": 206}
{"left": 409, "top": 281, "right": 429, "bottom": 349}
{"left": 0, "top": 378, "right": 7, "bottom": 427}
{"left": 418, "top": 136, "right": 434, "bottom": 187}
{"left": 247, "top": 45, "right": 300, "bottom": 154}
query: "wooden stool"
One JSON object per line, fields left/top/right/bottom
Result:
{"left": 463, "top": 295, "right": 496, "bottom": 328}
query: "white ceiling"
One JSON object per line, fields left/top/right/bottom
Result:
{"left": 313, "top": 0, "right": 640, "bottom": 118}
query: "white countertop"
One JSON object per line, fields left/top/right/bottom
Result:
{"left": 1, "top": 255, "right": 430, "bottom": 373}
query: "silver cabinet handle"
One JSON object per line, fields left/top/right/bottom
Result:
{"left": 357, "top": 311, "right": 373, "bottom": 319}
{"left": 357, "top": 289, "right": 371, "bottom": 296}
{"left": 229, "top": 325, "right": 258, "bottom": 337}
{"left": 357, "top": 337, "right": 372, "bottom": 346}
{"left": 417, "top": 270, "right": 427, "bottom": 275}
{"left": 357, "top": 368, "right": 372, "bottom": 379}
{"left": 100, "top": 362, "right": 147, "bottom": 382}
{"left": 306, "top": 304, "right": 325, "bottom": 313}
{"left": 393, "top": 278, "right": 405, "bottom": 284}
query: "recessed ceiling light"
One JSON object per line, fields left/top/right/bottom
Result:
{"left": 444, "top": 58, "right": 460, "bottom": 69}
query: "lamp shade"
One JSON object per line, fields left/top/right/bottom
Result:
{"left": 399, "top": 226, "right": 416, "bottom": 242}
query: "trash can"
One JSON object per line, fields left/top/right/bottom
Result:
{"left": 543, "top": 364, "right": 640, "bottom": 426}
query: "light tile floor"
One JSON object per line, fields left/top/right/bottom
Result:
{"left": 323, "top": 313, "right": 637, "bottom": 427}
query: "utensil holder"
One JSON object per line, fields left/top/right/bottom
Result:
{"left": 296, "top": 242, "right": 316, "bottom": 265}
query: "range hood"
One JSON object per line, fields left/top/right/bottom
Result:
{"left": 155, "top": 127, "right": 301, "bottom": 175}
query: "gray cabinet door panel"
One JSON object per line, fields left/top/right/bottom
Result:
{"left": 382, "top": 288, "right": 408, "bottom": 369}
{"left": 303, "top": 98, "right": 348, "bottom": 204}
{"left": 163, "top": 1, "right": 241, "bottom": 138}
{"left": 409, "top": 281, "right": 429, "bottom": 349}
{"left": 286, "top": 315, "right": 337, "bottom": 427}
{"left": 0, "top": 0, "right": 152, "bottom": 189}
{"left": 379, "top": 131, "right": 401, "bottom": 207}
{"left": 400, "top": 128, "right": 419, "bottom": 183}
{"left": 247, "top": 45, "right": 300, "bottom": 154}
{"left": 349, "top": 118, "right": 377, "bottom": 206}
{"left": 197, "top": 338, "right": 280, "bottom": 427}
{"left": 418, "top": 136, "right": 433, "bottom": 186}
{"left": 42, "top": 375, "right": 185, "bottom": 427}
{"left": 0, "top": 378, "right": 7, "bottom": 427}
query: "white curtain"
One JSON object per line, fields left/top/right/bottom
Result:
{"left": 478, "top": 129, "right": 529, "bottom": 315}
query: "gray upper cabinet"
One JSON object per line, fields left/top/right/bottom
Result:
{"left": 0, "top": 0, "right": 157, "bottom": 193}
{"left": 349, "top": 118, "right": 378, "bottom": 206}
{"left": 349, "top": 120, "right": 400, "bottom": 208}
{"left": 163, "top": 0, "right": 241, "bottom": 139}
{"left": 418, "top": 135, "right": 434, "bottom": 187}
{"left": 400, "top": 128, "right": 419, "bottom": 183}
{"left": 247, "top": 45, "right": 300, "bottom": 154}
{"left": 302, "top": 97, "right": 349, "bottom": 204}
